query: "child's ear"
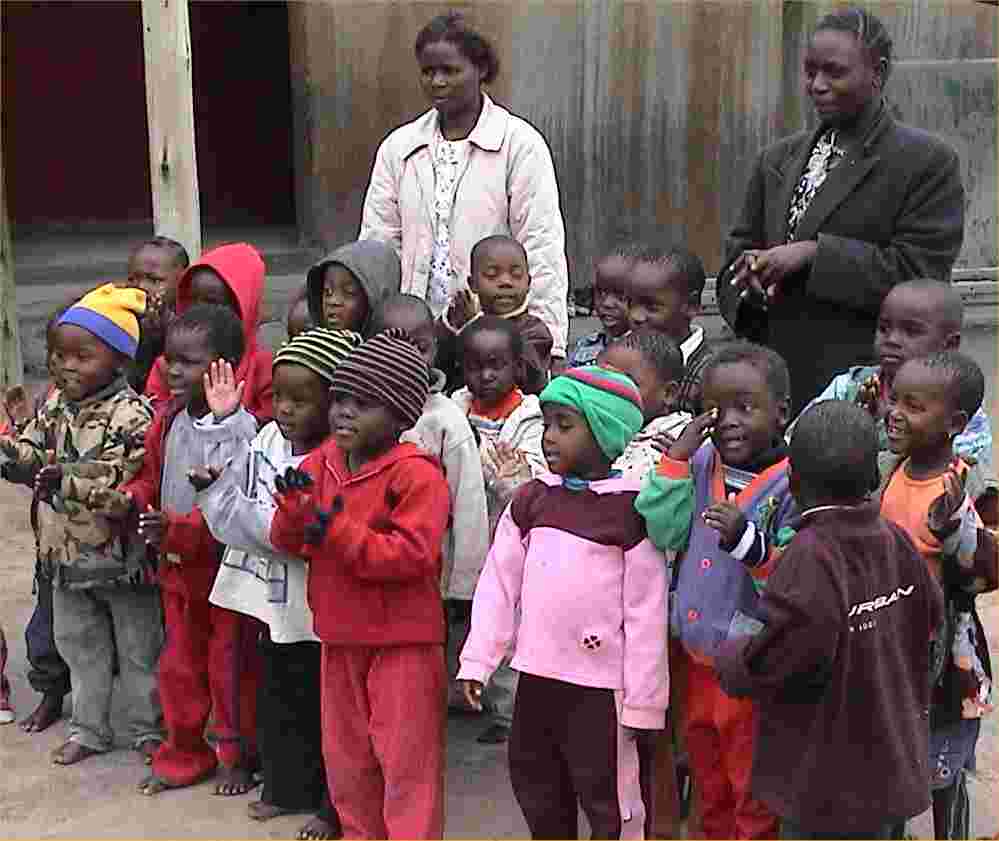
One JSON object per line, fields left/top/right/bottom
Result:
{"left": 775, "top": 396, "right": 790, "bottom": 432}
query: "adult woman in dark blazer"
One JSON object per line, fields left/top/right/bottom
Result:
{"left": 719, "top": 7, "right": 964, "bottom": 413}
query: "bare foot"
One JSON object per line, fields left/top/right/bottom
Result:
{"left": 248, "top": 801, "right": 307, "bottom": 821}
{"left": 20, "top": 694, "right": 63, "bottom": 733}
{"left": 51, "top": 740, "right": 102, "bottom": 765}
{"left": 138, "top": 774, "right": 187, "bottom": 796}
{"left": 214, "top": 766, "right": 259, "bottom": 796}
{"left": 298, "top": 815, "right": 343, "bottom": 840}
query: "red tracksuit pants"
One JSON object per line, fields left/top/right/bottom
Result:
{"left": 682, "top": 656, "right": 777, "bottom": 840}
{"left": 152, "top": 590, "right": 261, "bottom": 785}
{"left": 320, "top": 643, "right": 446, "bottom": 839}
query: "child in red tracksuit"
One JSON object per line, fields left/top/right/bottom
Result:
{"left": 101, "top": 304, "right": 261, "bottom": 796}
{"left": 269, "top": 328, "right": 451, "bottom": 840}
{"left": 145, "top": 242, "right": 273, "bottom": 421}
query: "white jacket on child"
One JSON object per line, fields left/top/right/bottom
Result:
{"left": 401, "top": 370, "right": 490, "bottom": 600}
{"left": 199, "top": 417, "right": 318, "bottom": 644}
{"left": 613, "top": 412, "right": 692, "bottom": 483}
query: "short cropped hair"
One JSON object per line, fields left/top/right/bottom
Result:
{"left": 887, "top": 278, "right": 963, "bottom": 331}
{"left": 460, "top": 315, "right": 523, "bottom": 361}
{"left": 169, "top": 303, "right": 244, "bottom": 368}
{"left": 415, "top": 12, "right": 500, "bottom": 85}
{"left": 620, "top": 242, "right": 707, "bottom": 299}
{"left": 605, "top": 328, "right": 684, "bottom": 385}
{"left": 371, "top": 293, "right": 434, "bottom": 334}
{"left": 911, "top": 351, "right": 985, "bottom": 419}
{"left": 470, "top": 235, "right": 527, "bottom": 276}
{"left": 814, "top": 6, "right": 893, "bottom": 81}
{"left": 135, "top": 235, "right": 190, "bottom": 269}
{"left": 790, "top": 400, "right": 879, "bottom": 502}
{"left": 702, "top": 340, "right": 791, "bottom": 405}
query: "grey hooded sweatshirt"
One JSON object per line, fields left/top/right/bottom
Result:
{"left": 306, "top": 240, "right": 401, "bottom": 335}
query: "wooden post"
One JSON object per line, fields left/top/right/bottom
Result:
{"left": 141, "top": 0, "right": 201, "bottom": 259}
{"left": 0, "top": 3, "right": 24, "bottom": 389}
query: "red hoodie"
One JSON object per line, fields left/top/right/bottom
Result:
{"left": 270, "top": 439, "right": 450, "bottom": 647}
{"left": 123, "top": 403, "right": 222, "bottom": 602}
{"left": 145, "top": 243, "right": 273, "bottom": 421}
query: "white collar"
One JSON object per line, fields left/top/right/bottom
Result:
{"left": 680, "top": 325, "right": 704, "bottom": 363}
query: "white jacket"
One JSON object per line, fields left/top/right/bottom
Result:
{"left": 359, "top": 94, "right": 570, "bottom": 356}
{"left": 200, "top": 419, "right": 318, "bottom": 644}
{"left": 401, "top": 371, "right": 490, "bottom": 600}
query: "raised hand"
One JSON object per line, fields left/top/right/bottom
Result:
{"left": 703, "top": 493, "right": 749, "bottom": 550}
{"left": 204, "top": 359, "right": 245, "bottom": 421}
{"left": 927, "top": 465, "right": 968, "bottom": 540}
{"left": 447, "top": 289, "right": 478, "bottom": 330}
{"left": 491, "top": 442, "right": 530, "bottom": 480}
{"left": 188, "top": 466, "right": 222, "bottom": 492}
{"left": 669, "top": 408, "right": 718, "bottom": 462}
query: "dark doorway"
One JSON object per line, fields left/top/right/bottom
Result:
{"left": 3, "top": 1, "right": 296, "bottom": 230}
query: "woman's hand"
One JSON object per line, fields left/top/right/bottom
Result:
{"left": 729, "top": 242, "right": 818, "bottom": 304}
{"left": 204, "top": 360, "right": 245, "bottom": 421}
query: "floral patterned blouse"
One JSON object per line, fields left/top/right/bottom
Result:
{"left": 786, "top": 128, "right": 844, "bottom": 242}
{"left": 428, "top": 128, "right": 471, "bottom": 317}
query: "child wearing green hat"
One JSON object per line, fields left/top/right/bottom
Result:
{"left": 458, "top": 365, "right": 669, "bottom": 840}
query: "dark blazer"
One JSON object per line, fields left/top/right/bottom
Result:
{"left": 718, "top": 106, "right": 964, "bottom": 413}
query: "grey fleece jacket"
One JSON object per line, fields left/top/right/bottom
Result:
{"left": 306, "top": 239, "right": 402, "bottom": 335}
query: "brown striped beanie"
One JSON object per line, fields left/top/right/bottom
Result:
{"left": 273, "top": 327, "right": 362, "bottom": 385}
{"left": 330, "top": 327, "right": 430, "bottom": 427}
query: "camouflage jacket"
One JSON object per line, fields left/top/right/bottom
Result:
{"left": 5, "top": 377, "right": 153, "bottom": 589}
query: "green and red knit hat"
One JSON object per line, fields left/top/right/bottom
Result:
{"left": 540, "top": 365, "right": 644, "bottom": 460}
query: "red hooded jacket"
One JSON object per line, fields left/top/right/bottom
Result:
{"left": 270, "top": 439, "right": 450, "bottom": 647}
{"left": 122, "top": 403, "right": 222, "bottom": 601}
{"left": 145, "top": 243, "right": 273, "bottom": 421}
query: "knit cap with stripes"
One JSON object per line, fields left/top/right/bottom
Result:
{"left": 273, "top": 327, "right": 362, "bottom": 385}
{"left": 330, "top": 327, "right": 430, "bottom": 428}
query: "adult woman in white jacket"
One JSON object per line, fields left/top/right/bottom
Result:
{"left": 359, "top": 12, "right": 570, "bottom": 363}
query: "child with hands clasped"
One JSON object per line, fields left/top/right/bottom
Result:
{"left": 0, "top": 285, "right": 162, "bottom": 764}
{"left": 189, "top": 328, "right": 363, "bottom": 839}
{"left": 95, "top": 304, "right": 261, "bottom": 796}
{"left": 458, "top": 366, "right": 668, "bottom": 840}
{"left": 268, "top": 329, "right": 451, "bottom": 840}
{"left": 878, "top": 351, "right": 997, "bottom": 840}
{"left": 636, "top": 341, "right": 799, "bottom": 840}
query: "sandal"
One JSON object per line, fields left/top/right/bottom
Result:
{"left": 51, "top": 740, "right": 102, "bottom": 766}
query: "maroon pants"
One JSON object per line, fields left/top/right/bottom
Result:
{"left": 152, "top": 590, "right": 261, "bottom": 785}
{"left": 508, "top": 673, "right": 655, "bottom": 840}
{"left": 320, "top": 644, "right": 446, "bottom": 839}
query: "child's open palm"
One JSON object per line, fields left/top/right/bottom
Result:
{"left": 204, "top": 359, "right": 245, "bottom": 421}
{"left": 927, "top": 464, "right": 968, "bottom": 541}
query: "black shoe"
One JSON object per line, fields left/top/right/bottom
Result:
{"left": 476, "top": 723, "right": 510, "bottom": 745}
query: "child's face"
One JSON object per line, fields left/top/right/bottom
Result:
{"left": 286, "top": 298, "right": 313, "bottom": 340}
{"left": 322, "top": 265, "right": 370, "bottom": 332}
{"left": 128, "top": 245, "right": 183, "bottom": 318}
{"left": 874, "top": 287, "right": 960, "bottom": 383}
{"left": 187, "top": 268, "right": 239, "bottom": 313}
{"left": 885, "top": 360, "right": 965, "bottom": 461}
{"left": 598, "top": 344, "right": 676, "bottom": 424}
{"left": 470, "top": 242, "right": 530, "bottom": 317}
{"left": 46, "top": 325, "right": 65, "bottom": 387}
{"left": 462, "top": 329, "right": 521, "bottom": 410}
{"left": 329, "top": 391, "right": 402, "bottom": 464}
{"left": 163, "top": 326, "right": 217, "bottom": 413}
{"left": 378, "top": 309, "right": 438, "bottom": 370}
{"left": 541, "top": 402, "right": 608, "bottom": 478}
{"left": 702, "top": 361, "right": 788, "bottom": 467}
{"left": 593, "top": 256, "right": 632, "bottom": 338}
{"left": 50, "top": 325, "right": 120, "bottom": 402}
{"left": 627, "top": 263, "right": 693, "bottom": 342}
{"left": 272, "top": 363, "right": 331, "bottom": 455}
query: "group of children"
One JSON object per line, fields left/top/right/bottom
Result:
{"left": 0, "top": 226, "right": 995, "bottom": 841}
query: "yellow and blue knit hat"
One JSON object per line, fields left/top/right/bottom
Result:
{"left": 57, "top": 283, "right": 146, "bottom": 358}
{"left": 540, "top": 365, "right": 645, "bottom": 460}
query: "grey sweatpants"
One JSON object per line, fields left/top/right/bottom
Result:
{"left": 52, "top": 585, "right": 164, "bottom": 752}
